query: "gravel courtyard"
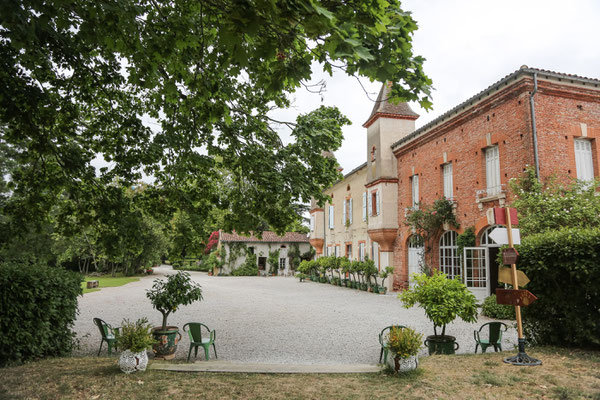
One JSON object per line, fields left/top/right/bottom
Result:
{"left": 75, "top": 265, "right": 517, "bottom": 364}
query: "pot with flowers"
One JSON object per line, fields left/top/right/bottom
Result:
{"left": 116, "top": 318, "right": 156, "bottom": 373}
{"left": 399, "top": 271, "right": 478, "bottom": 355}
{"left": 386, "top": 326, "right": 423, "bottom": 373}
{"left": 146, "top": 271, "right": 203, "bottom": 360}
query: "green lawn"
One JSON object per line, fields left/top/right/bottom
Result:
{"left": 82, "top": 275, "right": 141, "bottom": 294}
{"left": 1, "top": 347, "right": 599, "bottom": 399}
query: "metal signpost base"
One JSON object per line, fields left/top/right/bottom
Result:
{"left": 503, "top": 339, "right": 542, "bottom": 366}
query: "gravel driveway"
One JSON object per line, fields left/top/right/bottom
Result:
{"left": 74, "top": 265, "right": 517, "bottom": 364}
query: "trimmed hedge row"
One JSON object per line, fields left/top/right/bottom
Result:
{"left": 516, "top": 227, "right": 600, "bottom": 348}
{"left": 0, "top": 263, "right": 83, "bottom": 366}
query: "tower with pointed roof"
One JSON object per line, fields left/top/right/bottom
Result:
{"left": 363, "top": 82, "right": 419, "bottom": 279}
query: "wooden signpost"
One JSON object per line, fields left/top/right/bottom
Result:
{"left": 497, "top": 206, "right": 541, "bottom": 366}
{"left": 498, "top": 266, "right": 530, "bottom": 287}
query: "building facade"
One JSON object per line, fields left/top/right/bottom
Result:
{"left": 310, "top": 66, "right": 600, "bottom": 300}
{"left": 219, "top": 231, "right": 311, "bottom": 276}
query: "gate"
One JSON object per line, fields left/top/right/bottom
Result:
{"left": 463, "top": 247, "right": 489, "bottom": 303}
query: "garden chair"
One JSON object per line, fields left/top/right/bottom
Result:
{"left": 93, "top": 318, "right": 120, "bottom": 356}
{"left": 378, "top": 324, "right": 407, "bottom": 363}
{"left": 183, "top": 322, "right": 217, "bottom": 362}
{"left": 474, "top": 322, "right": 508, "bottom": 353}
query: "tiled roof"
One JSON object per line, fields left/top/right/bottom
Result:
{"left": 220, "top": 231, "right": 309, "bottom": 243}
{"left": 363, "top": 82, "right": 419, "bottom": 127}
{"left": 390, "top": 66, "right": 600, "bottom": 150}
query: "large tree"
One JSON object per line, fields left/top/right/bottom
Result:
{"left": 0, "top": 0, "right": 432, "bottom": 234}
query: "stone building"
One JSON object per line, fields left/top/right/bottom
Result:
{"left": 309, "top": 66, "right": 600, "bottom": 300}
{"left": 219, "top": 231, "right": 311, "bottom": 276}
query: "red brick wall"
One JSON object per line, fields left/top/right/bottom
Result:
{"left": 391, "top": 78, "right": 600, "bottom": 291}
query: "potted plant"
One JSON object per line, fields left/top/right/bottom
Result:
{"left": 379, "top": 266, "right": 394, "bottom": 294}
{"left": 399, "top": 271, "right": 478, "bottom": 355}
{"left": 146, "top": 271, "right": 203, "bottom": 360}
{"left": 386, "top": 326, "right": 423, "bottom": 373}
{"left": 296, "top": 272, "right": 307, "bottom": 282}
{"left": 116, "top": 318, "right": 155, "bottom": 373}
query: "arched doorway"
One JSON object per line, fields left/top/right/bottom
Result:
{"left": 407, "top": 235, "right": 424, "bottom": 283}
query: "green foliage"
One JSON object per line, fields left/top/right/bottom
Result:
{"left": 456, "top": 227, "right": 476, "bottom": 264}
{"left": 287, "top": 244, "right": 302, "bottom": 272}
{"left": 481, "top": 295, "right": 515, "bottom": 320}
{"left": 226, "top": 243, "right": 247, "bottom": 269}
{"left": 146, "top": 272, "right": 203, "bottom": 331}
{"left": 0, "top": 263, "right": 83, "bottom": 366}
{"left": 267, "top": 249, "right": 280, "bottom": 275}
{"left": 515, "top": 227, "right": 600, "bottom": 348}
{"left": 510, "top": 167, "right": 600, "bottom": 236}
{"left": 115, "top": 318, "right": 156, "bottom": 353}
{"left": 379, "top": 266, "right": 394, "bottom": 287}
{"left": 405, "top": 198, "right": 459, "bottom": 265}
{"left": 296, "top": 272, "right": 307, "bottom": 281}
{"left": 386, "top": 327, "right": 423, "bottom": 359}
{"left": 399, "top": 271, "right": 478, "bottom": 337}
{"left": 232, "top": 253, "right": 258, "bottom": 276}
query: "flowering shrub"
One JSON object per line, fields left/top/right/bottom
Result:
{"left": 204, "top": 231, "right": 220, "bottom": 254}
{"left": 386, "top": 327, "right": 423, "bottom": 359}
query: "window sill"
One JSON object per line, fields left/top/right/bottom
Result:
{"left": 475, "top": 191, "right": 506, "bottom": 210}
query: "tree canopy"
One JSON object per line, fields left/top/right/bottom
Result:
{"left": 0, "top": 0, "right": 432, "bottom": 237}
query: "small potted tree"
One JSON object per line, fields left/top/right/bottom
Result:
{"left": 386, "top": 326, "right": 423, "bottom": 373}
{"left": 399, "top": 271, "right": 478, "bottom": 355}
{"left": 146, "top": 272, "right": 203, "bottom": 360}
{"left": 379, "top": 266, "right": 394, "bottom": 294}
{"left": 116, "top": 318, "right": 155, "bottom": 373}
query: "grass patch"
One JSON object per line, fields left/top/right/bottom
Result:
{"left": 0, "top": 348, "right": 598, "bottom": 399}
{"left": 82, "top": 275, "right": 141, "bottom": 294}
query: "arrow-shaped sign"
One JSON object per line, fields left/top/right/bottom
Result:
{"left": 498, "top": 266, "right": 530, "bottom": 287}
{"left": 489, "top": 227, "right": 521, "bottom": 245}
{"left": 496, "top": 289, "right": 537, "bottom": 307}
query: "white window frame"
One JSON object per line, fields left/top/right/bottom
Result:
{"left": 342, "top": 199, "right": 347, "bottom": 225}
{"left": 439, "top": 231, "right": 460, "bottom": 279}
{"left": 443, "top": 163, "right": 453, "bottom": 199}
{"left": 485, "top": 145, "right": 501, "bottom": 196}
{"left": 358, "top": 242, "right": 365, "bottom": 261}
{"left": 411, "top": 175, "right": 419, "bottom": 209}
{"left": 279, "top": 258, "right": 286, "bottom": 270}
{"left": 575, "top": 138, "right": 595, "bottom": 182}
{"left": 310, "top": 215, "right": 315, "bottom": 232}
{"left": 334, "top": 245, "right": 340, "bottom": 257}
{"left": 328, "top": 205, "right": 334, "bottom": 229}
{"left": 375, "top": 191, "right": 381, "bottom": 215}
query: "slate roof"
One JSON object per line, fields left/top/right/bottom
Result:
{"left": 363, "top": 82, "right": 419, "bottom": 127}
{"left": 220, "top": 231, "right": 309, "bottom": 243}
{"left": 390, "top": 66, "right": 600, "bottom": 150}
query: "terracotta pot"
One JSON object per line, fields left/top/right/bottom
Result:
{"left": 152, "top": 326, "right": 181, "bottom": 360}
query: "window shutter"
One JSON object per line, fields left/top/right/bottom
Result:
{"left": 349, "top": 198, "right": 353, "bottom": 224}
{"left": 575, "top": 139, "right": 594, "bottom": 181}
{"left": 362, "top": 192, "right": 367, "bottom": 220}
{"left": 342, "top": 199, "right": 347, "bottom": 224}
{"left": 443, "top": 163, "right": 453, "bottom": 199}
{"left": 310, "top": 215, "right": 315, "bottom": 232}
{"left": 329, "top": 205, "right": 334, "bottom": 229}
{"left": 376, "top": 191, "right": 381, "bottom": 215}
{"left": 368, "top": 191, "right": 372, "bottom": 216}
{"left": 486, "top": 146, "right": 500, "bottom": 195}
{"left": 412, "top": 176, "right": 419, "bottom": 208}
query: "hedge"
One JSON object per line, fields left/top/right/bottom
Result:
{"left": 515, "top": 227, "right": 600, "bottom": 348}
{"left": 0, "top": 263, "right": 83, "bottom": 366}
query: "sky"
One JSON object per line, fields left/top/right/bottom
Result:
{"left": 273, "top": 0, "right": 600, "bottom": 174}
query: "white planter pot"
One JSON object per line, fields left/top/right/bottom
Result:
{"left": 386, "top": 355, "right": 419, "bottom": 373}
{"left": 119, "top": 350, "right": 149, "bottom": 374}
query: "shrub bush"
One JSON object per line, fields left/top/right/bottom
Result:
{"left": 232, "top": 254, "right": 258, "bottom": 276}
{"left": 0, "top": 263, "right": 83, "bottom": 366}
{"left": 386, "top": 327, "right": 423, "bottom": 359}
{"left": 481, "top": 294, "right": 515, "bottom": 320}
{"left": 516, "top": 227, "right": 600, "bottom": 348}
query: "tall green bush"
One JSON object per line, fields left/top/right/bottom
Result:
{"left": 232, "top": 254, "right": 258, "bottom": 276}
{"left": 0, "top": 263, "right": 83, "bottom": 366}
{"left": 516, "top": 227, "right": 600, "bottom": 348}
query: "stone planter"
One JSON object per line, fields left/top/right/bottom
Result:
{"left": 119, "top": 349, "right": 149, "bottom": 374}
{"left": 386, "top": 355, "right": 419, "bottom": 373}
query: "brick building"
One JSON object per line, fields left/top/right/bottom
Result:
{"left": 309, "top": 66, "right": 600, "bottom": 300}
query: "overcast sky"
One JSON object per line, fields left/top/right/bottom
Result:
{"left": 274, "top": 0, "right": 600, "bottom": 174}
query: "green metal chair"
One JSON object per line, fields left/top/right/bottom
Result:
{"left": 474, "top": 322, "right": 508, "bottom": 353}
{"left": 379, "top": 324, "right": 407, "bottom": 363}
{"left": 93, "top": 318, "right": 119, "bottom": 356}
{"left": 183, "top": 323, "right": 217, "bottom": 362}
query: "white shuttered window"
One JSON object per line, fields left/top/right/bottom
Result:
{"left": 368, "top": 191, "right": 373, "bottom": 216}
{"left": 362, "top": 192, "right": 367, "bottom": 221}
{"left": 485, "top": 145, "right": 501, "bottom": 195}
{"left": 328, "top": 205, "right": 334, "bottom": 229}
{"left": 575, "top": 139, "right": 595, "bottom": 182}
{"left": 375, "top": 191, "right": 381, "bottom": 215}
{"left": 443, "top": 163, "right": 453, "bottom": 199}
{"left": 342, "top": 199, "right": 347, "bottom": 225}
{"left": 310, "top": 215, "right": 315, "bottom": 232}
{"left": 349, "top": 198, "right": 353, "bottom": 224}
{"left": 412, "top": 175, "right": 419, "bottom": 209}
